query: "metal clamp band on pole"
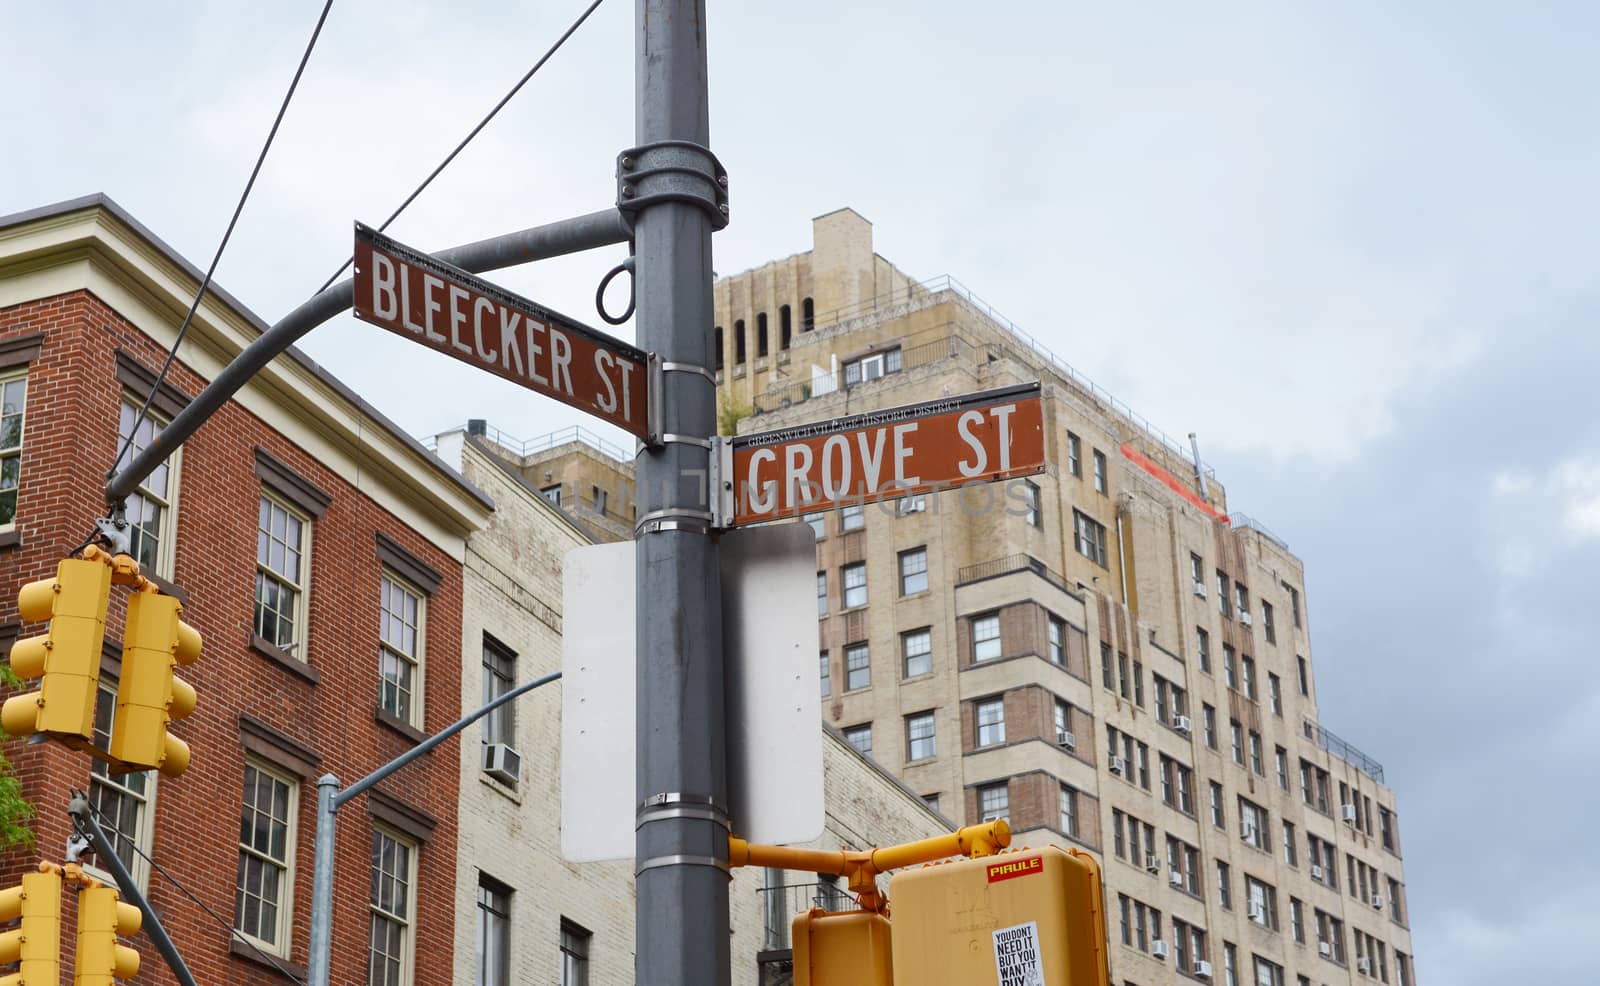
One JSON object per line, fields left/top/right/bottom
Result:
{"left": 659, "top": 360, "right": 718, "bottom": 386}
{"left": 638, "top": 791, "right": 730, "bottom": 825}
{"left": 617, "top": 140, "right": 729, "bottom": 230}
{"left": 636, "top": 854, "right": 731, "bottom": 876}
{"left": 655, "top": 434, "right": 713, "bottom": 450}
{"left": 634, "top": 507, "right": 715, "bottom": 537}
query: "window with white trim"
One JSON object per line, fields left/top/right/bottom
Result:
{"left": 1048, "top": 617, "right": 1066, "bottom": 665}
{"left": 255, "top": 493, "right": 310, "bottom": 655}
{"left": 1072, "top": 510, "right": 1107, "bottom": 566}
{"left": 975, "top": 698, "right": 1005, "bottom": 747}
{"left": 906, "top": 711, "right": 936, "bottom": 761}
{"left": 844, "top": 643, "right": 870, "bottom": 691}
{"left": 902, "top": 628, "right": 932, "bottom": 678}
{"left": 971, "top": 613, "right": 1001, "bottom": 662}
{"left": 841, "top": 562, "right": 867, "bottom": 608}
{"left": 0, "top": 372, "right": 25, "bottom": 529}
{"left": 1021, "top": 480, "right": 1041, "bottom": 527}
{"left": 119, "top": 398, "right": 179, "bottom": 577}
{"left": 898, "top": 547, "right": 928, "bottom": 596}
{"left": 369, "top": 828, "right": 417, "bottom": 986}
{"left": 379, "top": 572, "right": 426, "bottom": 726}
{"left": 978, "top": 782, "right": 1009, "bottom": 822}
{"left": 840, "top": 503, "right": 864, "bottom": 530}
{"left": 843, "top": 723, "right": 872, "bottom": 756}
{"left": 816, "top": 571, "right": 828, "bottom": 617}
{"left": 88, "top": 680, "right": 155, "bottom": 890}
{"left": 235, "top": 760, "right": 297, "bottom": 955}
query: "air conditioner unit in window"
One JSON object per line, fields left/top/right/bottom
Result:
{"left": 1371, "top": 894, "right": 1385, "bottom": 909}
{"left": 1057, "top": 730, "right": 1076, "bottom": 750}
{"left": 1241, "top": 822, "right": 1258, "bottom": 843}
{"left": 1151, "top": 940, "right": 1169, "bottom": 960}
{"left": 1342, "top": 803, "right": 1358, "bottom": 823}
{"left": 1109, "top": 755, "right": 1127, "bottom": 775}
{"left": 1248, "top": 901, "right": 1266, "bottom": 923}
{"left": 1239, "top": 611, "right": 1253, "bottom": 627}
{"left": 1319, "top": 942, "right": 1332, "bottom": 957}
{"left": 1173, "top": 714, "right": 1192, "bottom": 733}
{"left": 1311, "top": 864, "right": 1325, "bottom": 880}
{"left": 1169, "top": 870, "right": 1184, "bottom": 887}
{"left": 1144, "top": 854, "right": 1161, "bottom": 873}
{"left": 1358, "top": 957, "right": 1372, "bottom": 974}
{"left": 483, "top": 742, "right": 522, "bottom": 786}
{"left": 1192, "top": 581, "right": 1206, "bottom": 598}
{"left": 1195, "top": 959, "right": 1214, "bottom": 979}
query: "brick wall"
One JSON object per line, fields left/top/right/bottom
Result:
{"left": 0, "top": 291, "right": 467, "bottom": 986}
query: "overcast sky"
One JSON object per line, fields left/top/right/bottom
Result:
{"left": 6, "top": 3, "right": 1597, "bottom": 982}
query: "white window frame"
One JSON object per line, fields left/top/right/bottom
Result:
{"left": 901, "top": 628, "right": 932, "bottom": 679}
{"left": 1022, "top": 480, "right": 1041, "bottom": 527}
{"left": 839, "top": 503, "right": 865, "bottom": 530}
{"left": 235, "top": 758, "right": 299, "bottom": 957}
{"left": 0, "top": 371, "right": 27, "bottom": 532}
{"left": 976, "top": 698, "right": 1006, "bottom": 747}
{"left": 119, "top": 396, "right": 181, "bottom": 579}
{"left": 972, "top": 613, "right": 1001, "bottom": 662}
{"left": 816, "top": 571, "right": 828, "bottom": 618}
{"left": 844, "top": 723, "right": 872, "bottom": 756}
{"left": 255, "top": 491, "right": 312, "bottom": 657}
{"left": 87, "top": 680, "right": 157, "bottom": 891}
{"left": 369, "top": 827, "right": 418, "bottom": 986}
{"left": 841, "top": 562, "right": 867, "bottom": 608}
{"left": 844, "top": 643, "right": 870, "bottom": 691}
{"left": 378, "top": 570, "right": 427, "bottom": 727}
{"left": 978, "top": 782, "right": 1009, "bottom": 823}
{"left": 906, "top": 711, "right": 936, "bottom": 762}
{"left": 898, "top": 547, "right": 928, "bottom": 596}
{"left": 1073, "top": 510, "right": 1107, "bottom": 566}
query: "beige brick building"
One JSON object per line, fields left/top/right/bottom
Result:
{"left": 458, "top": 208, "right": 1419, "bottom": 986}
{"left": 434, "top": 430, "right": 946, "bottom": 986}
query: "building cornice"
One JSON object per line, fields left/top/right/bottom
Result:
{"left": 0, "top": 195, "right": 494, "bottom": 556}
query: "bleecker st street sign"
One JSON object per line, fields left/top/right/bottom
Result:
{"left": 352, "top": 223, "right": 650, "bottom": 439}
{"left": 729, "top": 382, "right": 1045, "bottom": 526}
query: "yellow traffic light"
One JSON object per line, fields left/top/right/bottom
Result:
{"left": 2, "top": 557, "right": 114, "bottom": 742}
{"left": 73, "top": 885, "right": 139, "bottom": 986}
{"left": 0, "top": 864, "right": 63, "bottom": 986}
{"left": 792, "top": 909, "right": 893, "bottom": 986}
{"left": 109, "top": 588, "right": 201, "bottom": 778}
{"left": 889, "top": 845, "right": 1110, "bottom": 986}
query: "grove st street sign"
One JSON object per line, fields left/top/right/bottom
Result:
{"left": 728, "top": 382, "right": 1045, "bottom": 526}
{"left": 352, "top": 223, "right": 650, "bottom": 438}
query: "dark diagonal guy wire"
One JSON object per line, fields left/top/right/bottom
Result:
{"left": 73, "top": 802, "right": 306, "bottom": 986}
{"left": 107, "top": 0, "right": 337, "bottom": 489}
{"left": 314, "top": 0, "right": 607, "bottom": 295}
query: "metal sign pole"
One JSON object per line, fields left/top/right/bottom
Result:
{"left": 631, "top": 2, "right": 729, "bottom": 985}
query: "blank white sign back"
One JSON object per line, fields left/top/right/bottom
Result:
{"left": 561, "top": 523, "right": 823, "bottom": 862}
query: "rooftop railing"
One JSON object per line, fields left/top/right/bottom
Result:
{"left": 1304, "top": 719, "right": 1385, "bottom": 784}
{"left": 439, "top": 422, "right": 634, "bottom": 463}
{"left": 804, "top": 274, "right": 1216, "bottom": 480}
{"left": 956, "top": 554, "right": 1073, "bottom": 596}
{"left": 1229, "top": 512, "right": 1290, "bottom": 551}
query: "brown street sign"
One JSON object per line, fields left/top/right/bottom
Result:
{"left": 729, "top": 382, "right": 1045, "bottom": 526}
{"left": 353, "top": 223, "right": 650, "bottom": 438}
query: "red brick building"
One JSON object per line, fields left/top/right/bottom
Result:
{"left": 0, "top": 196, "right": 492, "bottom": 985}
